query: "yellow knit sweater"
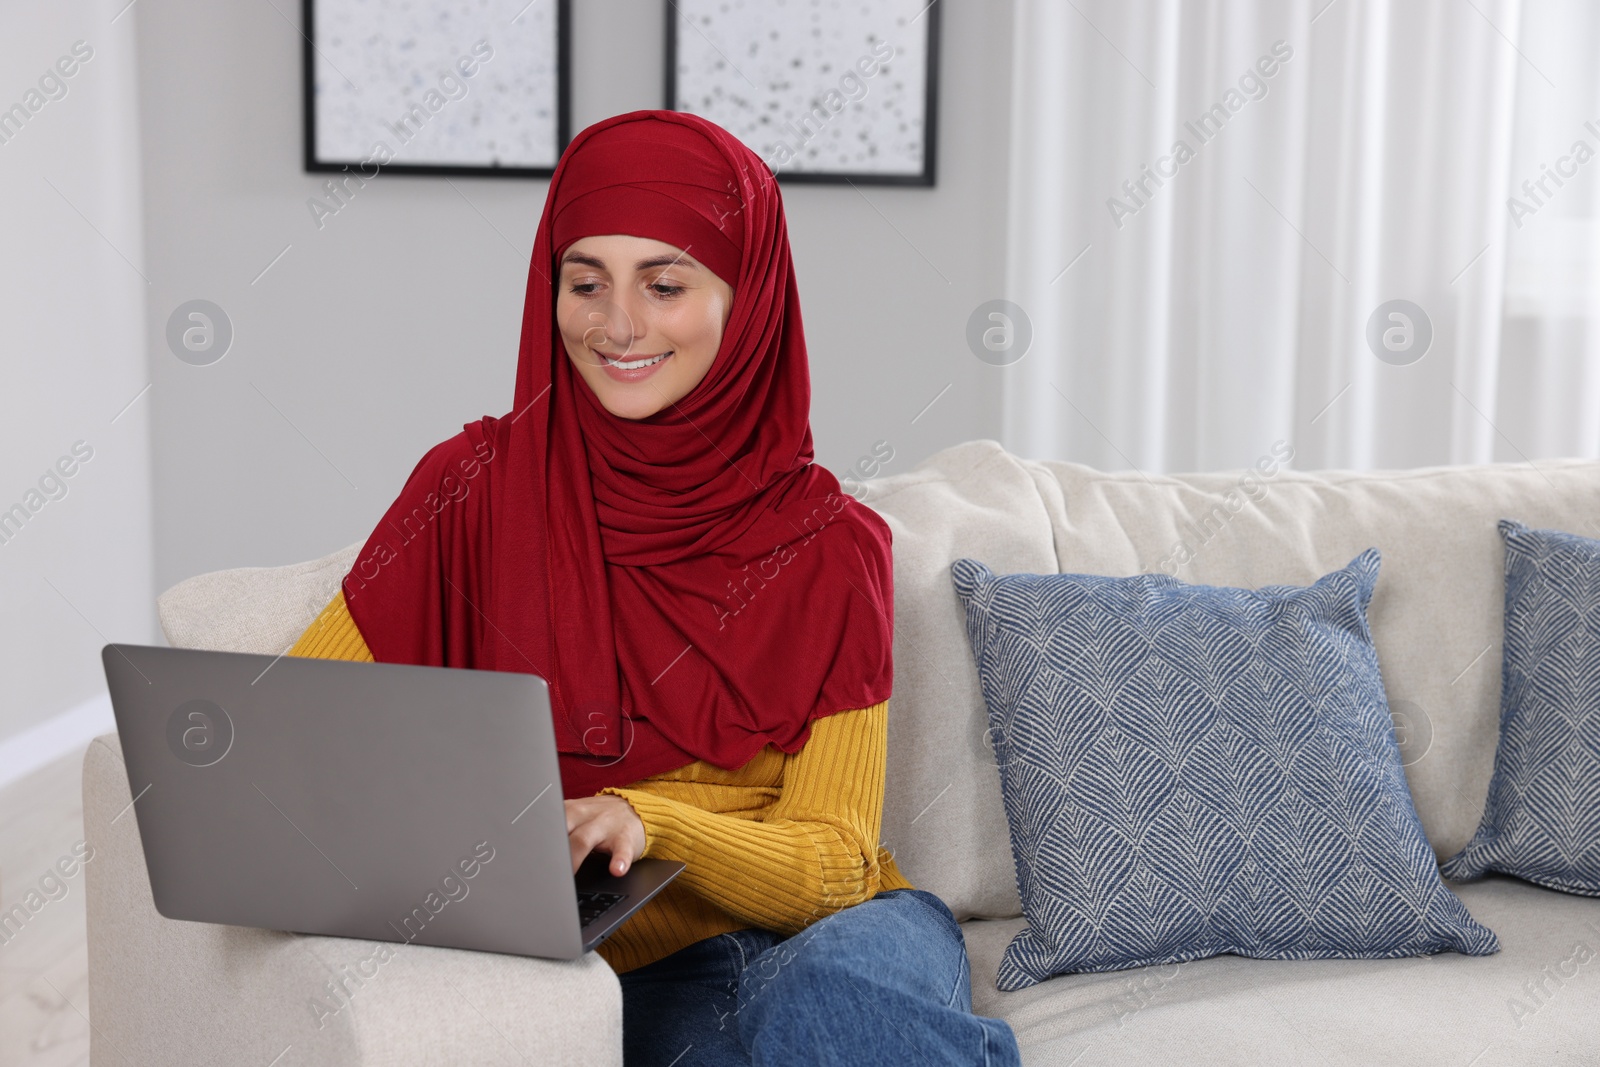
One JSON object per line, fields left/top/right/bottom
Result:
{"left": 288, "top": 590, "right": 915, "bottom": 974}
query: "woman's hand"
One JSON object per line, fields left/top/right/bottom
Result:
{"left": 565, "top": 794, "right": 646, "bottom": 877}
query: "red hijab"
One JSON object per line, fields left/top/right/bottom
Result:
{"left": 341, "top": 110, "right": 894, "bottom": 798}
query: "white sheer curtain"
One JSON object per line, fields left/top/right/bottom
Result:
{"left": 1002, "top": 0, "right": 1600, "bottom": 472}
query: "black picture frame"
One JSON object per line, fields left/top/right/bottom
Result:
{"left": 301, "top": 0, "right": 571, "bottom": 178}
{"left": 664, "top": 0, "right": 941, "bottom": 187}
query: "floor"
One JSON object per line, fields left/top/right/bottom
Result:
{"left": 0, "top": 749, "right": 93, "bottom": 1066}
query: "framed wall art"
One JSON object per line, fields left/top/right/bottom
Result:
{"left": 302, "top": 0, "right": 571, "bottom": 178}
{"left": 665, "top": 0, "right": 940, "bottom": 186}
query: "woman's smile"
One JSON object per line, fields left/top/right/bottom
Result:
{"left": 595, "top": 349, "right": 674, "bottom": 381}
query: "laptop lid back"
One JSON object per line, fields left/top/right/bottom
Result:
{"left": 102, "top": 643, "right": 587, "bottom": 959}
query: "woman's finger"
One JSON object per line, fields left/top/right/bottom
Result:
{"left": 566, "top": 796, "right": 642, "bottom": 876}
{"left": 568, "top": 803, "right": 603, "bottom": 873}
{"left": 608, "top": 829, "right": 631, "bottom": 875}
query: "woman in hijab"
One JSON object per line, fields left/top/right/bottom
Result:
{"left": 289, "top": 109, "right": 1022, "bottom": 1066}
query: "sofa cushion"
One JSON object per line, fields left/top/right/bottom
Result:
{"left": 951, "top": 550, "right": 1496, "bottom": 989}
{"left": 1444, "top": 520, "right": 1600, "bottom": 895}
{"left": 157, "top": 541, "right": 361, "bottom": 654}
{"left": 961, "top": 878, "right": 1600, "bottom": 1065}
{"left": 856, "top": 440, "right": 1060, "bottom": 920}
{"left": 1019, "top": 454, "right": 1600, "bottom": 861}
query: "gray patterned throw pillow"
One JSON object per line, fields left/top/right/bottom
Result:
{"left": 1443, "top": 520, "right": 1600, "bottom": 896}
{"left": 951, "top": 550, "right": 1499, "bottom": 991}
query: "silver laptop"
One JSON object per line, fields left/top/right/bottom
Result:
{"left": 101, "top": 643, "right": 684, "bottom": 959}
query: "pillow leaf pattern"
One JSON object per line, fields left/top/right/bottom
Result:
{"left": 1442, "top": 520, "right": 1600, "bottom": 896}
{"left": 952, "top": 550, "right": 1498, "bottom": 991}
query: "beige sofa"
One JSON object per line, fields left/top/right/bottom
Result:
{"left": 85, "top": 440, "right": 1600, "bottom": 1064}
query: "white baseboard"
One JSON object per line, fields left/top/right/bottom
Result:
{"left": 0, "top": 692, "right": 116, "bottom": 792}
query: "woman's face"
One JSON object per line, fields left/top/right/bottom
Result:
{"left": 556, "top": 234, "right": 734, "bottom": 420}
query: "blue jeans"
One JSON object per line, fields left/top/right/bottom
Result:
{"left": 618, "top": 887, "right": 1022, "bottom": 1066}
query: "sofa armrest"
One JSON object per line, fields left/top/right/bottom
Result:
{"left": 83, "top": 733, "right": 622, "bottom": 1066}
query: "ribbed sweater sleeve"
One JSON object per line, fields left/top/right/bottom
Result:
{"left": 597, "top": 700, "right": 901, "bottom": 936}
{"left": 288, "top": 588, "right": 375, "bottom": 662}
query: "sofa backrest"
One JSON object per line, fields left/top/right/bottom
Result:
{"left": 158, "top": 542, "right": 360, "bottom": 654}
{"left": 854, "top": 441, "right": 1058, "bottom": 922}
{"left": 154, "top": 441, "right": 1600, "bottom": 925}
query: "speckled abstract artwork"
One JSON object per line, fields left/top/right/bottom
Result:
{"left": 671, "top": 0, "right": 934, "bottom": 178}
{"left": 311, "top": 0, "right": 561, "bottom": 169}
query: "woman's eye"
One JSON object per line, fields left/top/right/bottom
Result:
{"left": 568, "top": 282, "right": 600, "bottom": 296}
{"left": 650, "top": 283, "right": 685, "bottom": 297}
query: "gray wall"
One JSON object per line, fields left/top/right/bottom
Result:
{"left": 0, "top": 0, "right": 153, "bottom": 748}
{"left": 136, "top": 0, "right": 1013, "bottom": 596}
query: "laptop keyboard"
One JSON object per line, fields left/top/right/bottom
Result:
{"left": 577, "top": 890, "right": 625, "bottom": 928}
